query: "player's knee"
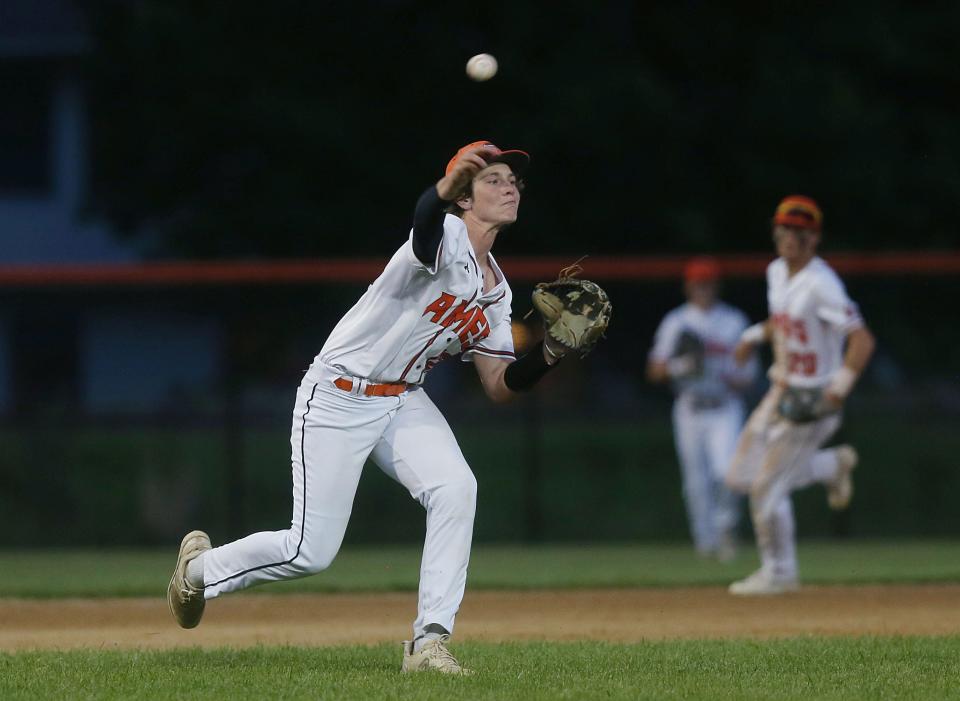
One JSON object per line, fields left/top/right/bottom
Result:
{"left": 285, "top": 529, "right": 341, "bottom": 576}
{"left": 289, "top": 547, "right": 336, "bottom": 576}
{"left": 430, "top": 474, "right": 478, "bottom": 517}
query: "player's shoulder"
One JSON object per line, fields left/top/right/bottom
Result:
{"left": 441, "top": 212, "right": 469, "bottom": 244}
{"left": 810, "top": 256, "right": 841, "bottom": 278}
{"left": 809, "top": 257, "right": 848, "bottom": 290}
{"left": 442, "top": 211, "right": 467, "bottom": 230}
{"left": 415, "top": 212, "right": 469, "bottom": 268}
{"left": 716, "top": 301, "right": 749, "bottom": 324}
{"left": 662, "top": 304, "right": 689, "bottom": 325}
{"left": 405, "top": 212, "right": 469, "bottom": 272}
{"left": 766, "top": 257, "right": 786, "bottom": 282}
{"left": 653, "top": 305, "right": 687, "bottom": 336}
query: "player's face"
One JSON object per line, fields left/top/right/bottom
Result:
{"left": 685, "top": 279, "right": 718, "bottom": 308}
{"left": 773, "top": 224, "right": 819, "bottom": 261}
{"left": 467, "top": 163, "right": 521, "bottom": 226}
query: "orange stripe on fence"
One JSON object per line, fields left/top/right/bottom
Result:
{"left": 0, "top": 251, "right": 957, "bottom": 286}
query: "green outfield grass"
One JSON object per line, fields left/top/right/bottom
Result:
{"left": 1, "top": 540, "right": 959, "bottom": 598}
{"left": 2, "top": 638, "right": 958, "bottom": 700}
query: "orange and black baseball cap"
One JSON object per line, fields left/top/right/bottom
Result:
{"left": 773, "top": 195, "right": 822, "bottom": 232}
{"left": 445, "top": 140, "right": 530, "bottom": 176}
{"left": 684, "top": 257, "right": 721, "bottom": 283}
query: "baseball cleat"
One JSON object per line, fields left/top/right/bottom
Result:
{"left": 728, "top": 568, "right": 799, "bottom": 596}
{"left": 167, "top": 529, "right": 211, "bottom": 629}
{"left": 401, "top": 634, "right": 473, "bottom": 675}
{"left": 827, "top": 445, "right": 858, "bottom": 510}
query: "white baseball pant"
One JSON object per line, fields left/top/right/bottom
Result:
{"left": 200, "top": 362, "right": 477, "bottom": 640}
{"left": 671, "top": 396, "right": 743, "bottom": 554}
{"left": 726, "top": 384, "right": 843, "bottom": 578}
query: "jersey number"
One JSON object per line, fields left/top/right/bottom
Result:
{"left": 787, "top": 352, "right": 818, "bottom": 376}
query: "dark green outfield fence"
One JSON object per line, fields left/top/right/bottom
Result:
{"left": 0, "top": 402, "right": 956, "bottom": 547}
{"left": 0, "top": 270, "right": 957, "bottom": 546}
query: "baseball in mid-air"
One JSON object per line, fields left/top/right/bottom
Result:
{"left": 466, "top": 53, "right": 498, "bottom": 82}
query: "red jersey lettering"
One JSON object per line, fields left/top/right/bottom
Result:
{"left": 458, "top": 308, "right": 490, "bottom": 349}
{"left": 772, "top": 313, "right": 808, "bottom": 344}
{"left": 440, "top": 300, "right": 478, "bottom": 332}
{"left": 423, "top": 292, "right": 456, "bottom": 323}
{"left": 421, "top": 291, "right": 492, "bottom": 351}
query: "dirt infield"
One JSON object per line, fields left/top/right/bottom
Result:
{"left": 2, "top": 585, "right": 958, "bottom": 650}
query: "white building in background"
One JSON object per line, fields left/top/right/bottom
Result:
{"left": 0, "top": 0, "right": 134, "bottom": 263}
{"left": 0, "top": 1, "right": 221, "bottom": 416}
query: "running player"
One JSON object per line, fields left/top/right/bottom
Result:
{"left": 647, "top": 258, "right": 758, "bottom": 560}
{"left": 167, "top": 141, "right": 572, "bottom": 673}
{"left": 726, "top": 195, "right": 875, "bottom": 595}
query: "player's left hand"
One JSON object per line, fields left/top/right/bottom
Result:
{"left": 531, "top": 268, "right": 612, "bottom": 359}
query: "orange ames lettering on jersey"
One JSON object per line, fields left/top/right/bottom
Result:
{"left": 442, "top": 300, "right": 480, "bottom": 333}
{"left": 422, "top": 292, "right": 492, "bottom": 350}
{"left": 457, "top": 308, "right": 489, "bottom": 348}
{"left": 423, "top": 293, "right": 457, "bottom": 323}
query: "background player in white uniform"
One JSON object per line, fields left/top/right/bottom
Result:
{"left": 167, "top": 141, "right": 573, "bottom": 674}
{"left": 726, "top": 195, "right": 876, "bottom": 595}
{"left": 647, "top": 258, "right": 758, "bottom": 560}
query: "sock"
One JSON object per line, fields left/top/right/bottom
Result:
{"left": 771, "top": 498, "right": 797, "bottom": 579}
{"left": 186, "top": 553, "right": 205, "bottom": 589}
{"left": 753, "top": 494, "right": 797, "bottom": 579}
{"left": 413, "top": 624, "right": 449, "bottom": 653}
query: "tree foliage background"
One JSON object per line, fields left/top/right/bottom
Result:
{"left": 85, "top": 1, "right": 960, "bottom": 258}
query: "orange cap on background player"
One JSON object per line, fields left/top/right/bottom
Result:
{"left": 773, "top": 195, "right": 823, "bottom": 231}
{"left": 446, "top": 140, "right": 530, "bottom": 176}
{"left": 684, "top": 257, "right": 721, "bottom": 283}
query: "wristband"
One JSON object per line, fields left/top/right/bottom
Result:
{"left": 827, "top": 366, "right": 857, "bottom": 398}
{"left": 504, "top": 341, "right": 560, "bottom": 392}
{"left": 740, "top": 323, "right": 766, "bottom": 346}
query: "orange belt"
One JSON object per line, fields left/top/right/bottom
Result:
{"left": 333, "top": 377, "right": 408, "bottom": 397}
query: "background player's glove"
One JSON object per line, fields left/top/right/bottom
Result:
{"left": 777, "top": 386, "right": 839, "bottom": 423}
{"left": 531, "top": 263, "right": 612, "bottom": 358}
{"left": 668, "top": 329, "right": 705, "bottom": 379}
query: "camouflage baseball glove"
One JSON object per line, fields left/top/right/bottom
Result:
{"left": 777, "top": 386, "right": 838, "bottom": 423}
{"left": 530, "top": 263, "right": 612, "bottom": 358}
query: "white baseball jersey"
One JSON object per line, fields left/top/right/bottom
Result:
{"left": 649, "top": 301, "right": 755, "bottom": 404}
{"left": 319, "top": 213, "right": 515, "bottom": 384}
{"left": 767, "top": 256, "right": 863, "bottom": 388}
{"left": 198, "top": 191, "right": 513, "bottom": 648}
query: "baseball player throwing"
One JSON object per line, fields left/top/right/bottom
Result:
{"left": 167, "top": 141, "right": 577, "bottom": 674}
{"left": 647, "top": 258, "right": 758, "bottom": 560}
{"left": 726, "top": 195, "right": 875, "bottom": 595}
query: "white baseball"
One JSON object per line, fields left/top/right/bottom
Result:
{"left": 466, "top": 53, "right": 498, "bottom": 82}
